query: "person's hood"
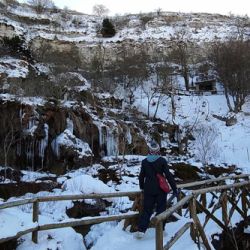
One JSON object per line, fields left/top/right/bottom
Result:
{"left": 146, "top": 155, "right": 160, "bottom": 162}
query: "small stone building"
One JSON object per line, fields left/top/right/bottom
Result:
{"left": 194, "top": 73, "right": 217, "bottom": 94}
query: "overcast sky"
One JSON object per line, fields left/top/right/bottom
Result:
{"left": 20, "top": 0, "right": 250, "bottom": 16}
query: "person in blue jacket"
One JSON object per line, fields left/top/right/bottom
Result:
{"left": 135, "top": 140, "right": 178, "bottom": 239}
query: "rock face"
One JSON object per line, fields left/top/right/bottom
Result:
{"left": 0, "top": 94, "right": 178, "bottom": 173}
{"left": 212, "top": 216, "right": 250, "bottom": 250}
{"left": 0, "top": 99, "right": 95, "bottom": 173}
{"left": 0, "top": 23, "right": 16, "bottom": 38}
{"left": 29, "top": 38, "right": 81, "bottom": 72}
{"left": 0, "top": 96, "right": 144, "bottom": 173}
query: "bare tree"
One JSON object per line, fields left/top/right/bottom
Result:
{"left": 169, "top": 29, "right": 194, "bottom": 91}
{"left": 1, "top": 113, "right": 20, "bottom": 180}
{"left": 141, "top": 81, "right": 158, "bottom": 119}
{"left": 210, "top": 39, "right": 250, "bottom": 112}
{"left": 93, "top": 4, "right": 109, "bottom": 17}
{"left": 233, "top": 15, "right": 250, "bottom": 41}
{"left": 88, "top": 42, "right": 108, "bottom": 91}
{"left": 152, "top": 59, "right": 176, "bottom": 120}
{"left": 108, "top": 47, "right": 150, "bottom": 109}
{"left": 28, "top": 0, "right": 55, "bottom": 13}
{"left": 2, "top": 0, "right": 18, "bottom": 6}
{"left": 155, "top": 7, "right": 162, "bottom": 16}
{"left": 194, "top": 124, "right": 219, "bottom": 172}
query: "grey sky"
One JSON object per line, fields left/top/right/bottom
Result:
{"left": 20, "top": 0, "right": 250, "bottom": 16}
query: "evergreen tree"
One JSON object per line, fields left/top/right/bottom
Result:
{"left": 101, "top": 18, "right": 116, "bottom": 38}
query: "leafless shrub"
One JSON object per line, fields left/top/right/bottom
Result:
{"left": 139, "top": 14, "right": 154, "bottom": 28}
{"left": 210, "top": 39, "right": 250, "bottom": 112}
{"left": 193, "top": 124, "right": 219, "bottom": 169}
{"left": 92, "top": 4, "right": 109, "bottom": 17}
{"left": 27, "top": 0, "right": 55, "bottom": 14}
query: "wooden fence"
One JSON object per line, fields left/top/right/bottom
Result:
{"left": 153, "top": 175, "right": 250, "bottom": 250}
{"left": 0, "top": 174, "right": 250, "bottom": 249}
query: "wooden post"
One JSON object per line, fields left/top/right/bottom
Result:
{"left": 123, "top": 193, "right": 141, "bottom": 231}
{"left": 155, "top": 221, "right": 163, "bottom": 250}
{"left": 164, "top": 222, "right": 192, "bottom": 250}
{"left": 190, "top": 197, "right": 212, "bottom": 250}
{"left": 177, "top": 192, "right": 183, "bottom": 216}
{"left": 201, "top": 193, "right": 207, "bottom": 209}
{"left": 241, "top": 188, "right": 247, "bottom": 219}
{"left": 189, "top": 198, "right": 197, "bottom": 242}
{"left": 221, "top": 192, "right": 229, "bottom": 226}
{"left": 32, "top": 201, "right": 39, "bottom": 243}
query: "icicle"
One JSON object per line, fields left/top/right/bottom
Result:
{"left": 16, "top": 107, "right": 23, "bottom": 156}
{"left": 38, "top": 123, "right": 49, "bottom": 169}
{"left": 106, "top": 128, "right": 119, "bottom": 156}
{"left": 126, "top": 127, "right": 132, "bottom": 145}
{"left": 25, "top": 138, "right": 35, "bottom": 171}
{"left": 97, "top": 124, "right": 106, "bottom": 148}
{"left": 51, "top": 137, "right": 60, "bottom": 158}
{"left": 66, "top": 118, "right": 74, "bottom": 133}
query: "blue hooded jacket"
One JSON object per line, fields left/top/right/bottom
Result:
{"left": 139, "top": 156, "right": 177, "bottom": 195}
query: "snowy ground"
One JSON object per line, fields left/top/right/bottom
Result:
{"left": 1, "top": 85, "right": 250, "bottom": 250}
{"left": 1, "top": 89, "right": 250, "bottom": 249}
{"left": 135, "top": 90, "right": 250, "bottom": 172}
{"left": 0, "top": 171, "right": 247, "bottom": 250}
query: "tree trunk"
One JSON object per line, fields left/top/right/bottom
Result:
{"left": 224, "top": 86, "right": 233, "bottom": 112}
{"left": 183, "top": 71, "right": 189, "bottom": 91}
{"left": 153, "top": 96, "right": 161, "bottom": 120}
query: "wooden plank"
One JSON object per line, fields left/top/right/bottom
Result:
{"left": 245, "top": 196, "right": 250, "bottom": 207}
{"left": 0, "top": 226, "right": 38, "bottom": 244}
{"left": 241, "top": 188, "right": 248, "bottom": 219}
{"left": 178, "top": 174, "right": 250, "bottom": 189}
{"left": 228, "top": 195, "right": 241, "bottom": 220}
{"left": 196, "top": 201, "right": 227, "bottom": 231}
{"left": 192, "top": 181, "right": 250, "bottom": 196}
{"left": 195, "top": 217, "right": 212, "bottom": 250}
{"left": 38, "top": 191, "right": 140, "bottom": 202}
{"left": 203, "top": 203, "right": 221, "bottom": 229}
{"left": 1, "top": 175, "right": 249, "bottom": 210}
{"left": 221, "top": 192, "right": 229, "bottom": 227}
{"left": 164, "top": 222, "right": 192, "bottom": 250}
{"left": 176, "top": 192, "right": 183, "bottom": 216}
{"left": 0, "top": 197, "right": 38, "bottom": 209}
{"left": 32, "top": 201, "right": 39, "bottom": 243}
{"left": 189, "top": 198, "right": 198, "bottom": 242}
{"left": 227, "top": 195, "right": 245, "bottom": 218}
{"left": 155, "top": 221, "right": 164, "bottom": 250}
{"left": 39, "top": 212, "right": 139, "bottom": 231}
{"left": 190, "top": 198, "right": 212, "bottom": 250}
{"left": 200, "top": 193, "right": 207, "bottom": 209}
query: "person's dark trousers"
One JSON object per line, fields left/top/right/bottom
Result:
{"left": 138, "top": 192, "right": 167, "bottom": 232}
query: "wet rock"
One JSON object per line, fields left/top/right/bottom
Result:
{"left": 204, "top": 165, "right": 237, "bottom": 177}
{"left": 0, "top": 239, "right": 18, "bottom": 250}
{"left": 0, "top": 181, "right": 60, "bottom": 200}
{"left": 171, "top": 162, "right": 202, "bottom": 181}
{"left": 66, "top": 199, "right": 107, "bottom": 237}
{"left": 212, "top": 216, "right": 250, "bottom": 250}
{"left": 226, "top": 116, "right": 237, "bottom": 126}
{"left": 0, "top": 168, "right": 22, "bottom": 182}
{"left": 97, "top": 168, "right": 120, "bottom": 184}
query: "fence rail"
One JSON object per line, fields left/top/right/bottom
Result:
{"left": 0, "top": 174, "right": 250, "bottom": 249}
{"left": 153, "top": 177, "right": 250, "bottom": 250}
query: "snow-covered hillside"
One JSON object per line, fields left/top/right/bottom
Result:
{"left": 1, "top": 3, "right": 250, "bottom": 44}
{"left": 0, "top": 2, "right": 250, "bottom": 250}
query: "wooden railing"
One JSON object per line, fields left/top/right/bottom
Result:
{"left": 0, "top": 174, "right": 250, "bottom": 249}
{"left": 152, "top": 175, "right": 250, "bottom": 250}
